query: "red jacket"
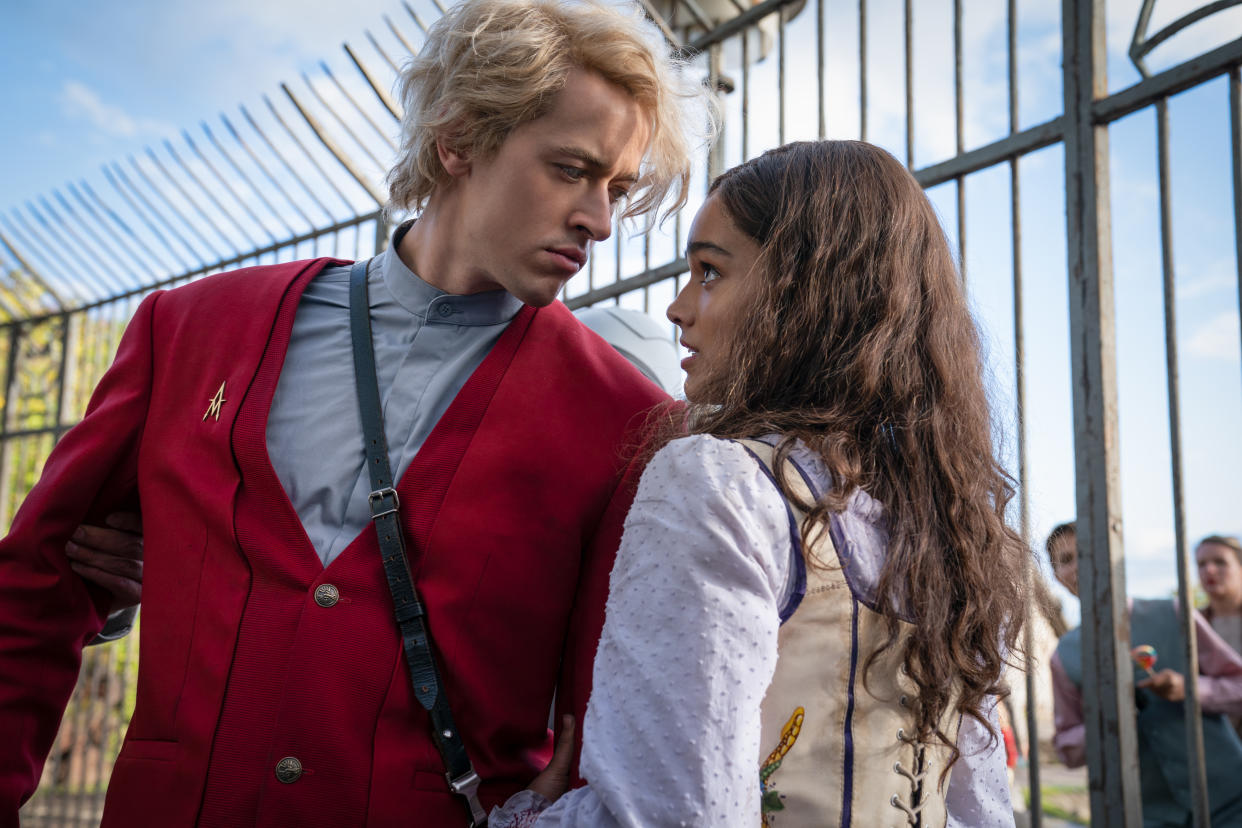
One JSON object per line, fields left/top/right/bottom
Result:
{"left": 0, "top": 258, "right": 667, "bottom": 827}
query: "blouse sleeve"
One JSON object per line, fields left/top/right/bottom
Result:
{"left": 944, "top": 697, "right": 1016, "bottom": 827}
{"left": 491, "top": 435, "right": 791, "bottom": 827}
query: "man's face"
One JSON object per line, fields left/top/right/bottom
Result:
{"left": 1049, "top": 532, "right": 1079, "bottom": 598}
{"left": 444, "top": 69, "right": 650, "bottom": 307}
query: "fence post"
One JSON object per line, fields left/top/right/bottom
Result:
{"left": 1062, "top": 0, "right": 1142, "bottom": 824}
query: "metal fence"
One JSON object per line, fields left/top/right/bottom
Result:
{"left": 5, "top": 0, "right": 1242, "bottom": 824}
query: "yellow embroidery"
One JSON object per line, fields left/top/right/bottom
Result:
{"left": 760, "top": 707, "right": 804, "bottom": 826}
{"left": 203, "top": 381, "right": 227, "bottom": 422}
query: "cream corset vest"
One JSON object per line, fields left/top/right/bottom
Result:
{"left": 737, "top": 439, "right": 960, "bottom": 828}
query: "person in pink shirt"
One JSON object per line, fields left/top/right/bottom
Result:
{"left": 1046, "top": 522, "right": 1242, "bottom": 825}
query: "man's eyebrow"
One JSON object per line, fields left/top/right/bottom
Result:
{"left": 686, "top": 240, "right": 732, "bottom": 258}
{"left": 555, "top": 146, "right": 639, "bottom": 183}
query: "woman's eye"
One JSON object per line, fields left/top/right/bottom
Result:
{"left": 699, "top": 264, "right": 721, "bottom": 285}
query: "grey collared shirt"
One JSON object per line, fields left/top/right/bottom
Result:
{"left": 265, "top": 227, "right": 523, "bottom": 567}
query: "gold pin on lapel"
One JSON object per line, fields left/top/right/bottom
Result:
{"left": 203, "top": 381, "right": 227, "bottom": 422}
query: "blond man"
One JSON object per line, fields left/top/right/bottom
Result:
{"left": 0, "top": 1, "right": 710, "bottom": 824}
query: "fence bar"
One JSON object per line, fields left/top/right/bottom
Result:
{"left": 219, "top": 114, "right": 315, "bottom": 231}
{"left": 565, "top": 258, "right": 688, "bottom": 309}
{"left": 62, "top": 184, "right": 161, "bottom": 284}
{"left": 741, "top": 29, "right": 749, "bottom": 161}
{"left": 0, "top": 227, "right": 66, "bottom": 311}
{"left": 240, "top": 104, "right": 339, "bottom": 223}
{"left": 403, "top": 0, "right": 433, "bottom": 35}
{"left": 0, "top": 231, "right": 56, "bottom": 315}
{"left": 2, "top": 213, "right": 381, "bottom": 331}
{"left": 201, "top": 122, "right": 298, "bottom": 238}
{"left": 30, "top": 200, "right": 129, "bottom": 295}
{"left": 344, "top": 43, "right": 403, "bottom": 120}
{"left": 915, "top": 117, "right": 1064, "bottom": 187}
{"left": 7, "top": 210, "right": 107, "bottom": 302}
{"left": 76, "top": 180, "right": 178, "bottom": 279}
{"left": 139, "top": 150, "right": 236, "bottom": 257}
{"left": 858, "top": 0, "right": 866, "bottom": 141}
{"left": 1131, "top": 0, "right": 1240, "bottom": 76}
{"left": 687, "top": 0, "right": 795, "bottom": 54}
{"left": 365, "top": 30, "right": 401, "bottom": 75}
{"left": 1008, "top": 0, "right": 1043, "bottom": 821}
{"left": 281, "top": 84, "right": 387, "bottom": 206}
{"left": 904, "top": 0, "right": 913, "bottom": 166}
{"left": 103, "top": 163, "right": 199, "bottom": 269}
{"left": 778, "top": 6, "right": 786, "bottom": 146}
{"left": 1062, "top": 0, "right": 1142, "bottom": 824}
{"left": 52, "top": 190, "right": 152, "bottom": 287}
{"left": 1015, "top": 156, "right": 1042, "bottom": 828}
{"left": 0, "top": 324, "right": 20, "bottom": 528}
{"left": 260, "top": 97, "right": 356, "bottom": 215}
{"left": 1156, "top": 97, "right": 1211, "bottom": 828}
{"left": 818, "top": 0, "right": 826, "bottom": 139}
{"left": 303, "top": 69, "right": 386, "bottom": 168}
{"left": 167, "top": 137, "right": 264, "bottom": 249}
{"left": 319, "top": 62, "right": 397, "bottom": 149}
{"left": 954, "top": 0, "right": 965, "bottom": 281}
{"left": 0, "top": 216, "right": 82, "bottom": 308}
{"left": 1232, "top": 67, "right": 1242, "bottom": 394}
{"left": 1096, "top": 36, "right": 1242, "bottom": 123}
{"left": 384, "top": 16, "right": 419, "bottom": 61}
{"left": 185, "top": 127, "right": 281, "bottom": 242}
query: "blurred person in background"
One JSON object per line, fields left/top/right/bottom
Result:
{"left": 1048, "top": 522, "right": 1242, "bottom": 826}
{"left": 1199, "top": 535, "right": 1242, "bottom": 656}
{"left": 1198, "top": 534, "right": 1242, "bottom": 738}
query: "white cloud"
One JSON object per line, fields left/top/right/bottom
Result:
{"left": 1185, "top": 310, "right": 1241, "bottom": 362}
{"left": 1180, "top": 271, "right": 1237, "bottom": 301}
{"left": 60, "top": 81, "right": 173, "bottom": 139}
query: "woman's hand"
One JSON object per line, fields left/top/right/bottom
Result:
{"left": 65, "top": 512, "right": 144, "bottom": 612}
{"left": 529, "top": 715, "right": 576, "bottom": 804}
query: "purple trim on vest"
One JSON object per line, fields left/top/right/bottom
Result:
{"left": 765, "top": 438, "right": 902, "bottom": 621}
{"left": 842, "top": 597, "right": 860, "bottom": 827}
{"left": 733, "top": 440, "right": 807, "bottom": 624}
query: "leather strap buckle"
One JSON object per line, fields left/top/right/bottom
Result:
{"left": 446, "top": 767, "right": 487, "bottom": 826}
{"left": 368, "top": 487, "right": 400, "bottom": 519}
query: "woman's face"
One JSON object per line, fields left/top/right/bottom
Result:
{"left": 666, "top": 194, "right": 763, "bottom": 402}
{"left": 1197, "top": 541, "right": 1242, "bottom": 607}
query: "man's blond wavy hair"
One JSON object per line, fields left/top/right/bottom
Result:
{"left": 387, "top": 0, "right": 713, "bottom": 224}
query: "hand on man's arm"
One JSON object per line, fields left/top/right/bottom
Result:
{"left": 66, "top": 512, "right": 143, "bottom": 613}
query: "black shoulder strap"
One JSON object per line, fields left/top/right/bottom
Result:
{"left": 348, "top": 260, "right": 487, "bottom": 826}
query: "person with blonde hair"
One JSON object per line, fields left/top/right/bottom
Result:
{"left": 0, "top": 0, "right": 712, "bottom": 824}
{"left": 490, "top": 140, "right": 1025, "bottom": 825}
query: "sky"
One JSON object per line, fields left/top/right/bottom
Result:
{"left": 1, "top": 0, "right": 1240, "bottom": 625}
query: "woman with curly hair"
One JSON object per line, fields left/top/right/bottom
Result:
{"left": 492, "top": 140, "right": 1027, "bottom": 826}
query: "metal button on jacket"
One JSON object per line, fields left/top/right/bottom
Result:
{"left": 314, "top": 584, "right": 340, "bottom": 608}
{"left": 275, "top": 756, "right": 303, "bottom": 783}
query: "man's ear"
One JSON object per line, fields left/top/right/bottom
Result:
{"left": 437, "top": 135, "right": 471, "bottom": 179}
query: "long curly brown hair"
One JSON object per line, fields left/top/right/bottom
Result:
{"left": 670, "top": 140, "right": 1027, "bottom": 771}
